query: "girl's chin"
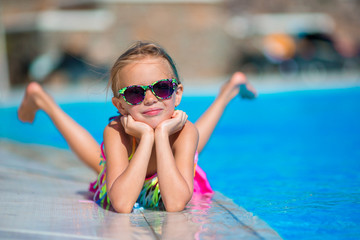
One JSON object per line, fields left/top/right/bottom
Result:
{"left": 147, "top": 121, "right": 162, "bottom": 129}
{"left": 135, "top": 118, "right": 162, "bottom": 129}
{"left": 138, "top": 114, "right": 172, "bottom": 127}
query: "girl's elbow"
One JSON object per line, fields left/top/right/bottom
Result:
{"left": 166, "top": 204, "right": 185, "bottom": 212}
{"left": 109, "top": 195, "right": 134, "bottom": 213}
{"left": 164, "top": 191, "right": 192, "bottom": 212}
{"left": 117, "top": 208, "right": 133, "bottom": 214}
{"left": 112, "top": 201, "right": 133, "bottom": 213}
{"left": 164, "top": 200, "right": 187, "bottom": 212}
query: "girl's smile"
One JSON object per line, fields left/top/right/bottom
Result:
{"left": 142, "top": 107, "right": 163, "bottom": 116}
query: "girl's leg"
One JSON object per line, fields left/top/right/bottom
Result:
{"left": 18, "top": 82, "right": 102, "bottom": 173}
{"left": 195, "top": 72, "right": 257, "bottom": 153}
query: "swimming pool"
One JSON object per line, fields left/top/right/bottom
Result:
{"left": 1, "top": 86, "right": 360, "bottom": 239}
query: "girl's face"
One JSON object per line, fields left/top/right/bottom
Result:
{"left": 112, "top": 57, "right": 183, "bottom": 129}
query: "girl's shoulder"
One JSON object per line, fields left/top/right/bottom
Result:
{"left": 182, "top": 120, "right": 198, "bottom": 135}
{"left": 104, "top": 117, "right": 123, "bottom": 134}
{"left": 172, "top": 120, "right": 199, "bottom": 145}
{"left": 103, "top": 116, "right": 132, "bottom": 147}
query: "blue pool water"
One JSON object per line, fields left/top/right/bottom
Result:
{"left": 1, "top": 87, "right": 360, "bottom": 239}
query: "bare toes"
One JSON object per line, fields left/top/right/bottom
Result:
{"left": 230, "top": 72, "right": 247, "bottom": 86}
{"left": 18, "top": 82, "right": 42, "bottom": 123}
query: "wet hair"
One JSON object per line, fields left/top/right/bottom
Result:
{"left": 109, "top": 41, "right": 180, "bottom": 97}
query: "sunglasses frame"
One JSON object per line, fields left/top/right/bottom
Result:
{"left": 118, "top": 78, "right": 178, "bottom": 105}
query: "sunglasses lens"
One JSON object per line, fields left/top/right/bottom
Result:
{"left": 124, "top": 86, "right": 145, "bottom": 105}
{"left": 153, "top": 80, "right": 174, "bottom": 99}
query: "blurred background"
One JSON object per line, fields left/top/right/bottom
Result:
{"left": 0, "top": 0, "right": 359, "bottom": 94}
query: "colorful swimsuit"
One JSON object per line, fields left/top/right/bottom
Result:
{"left": 89, "top": 137, "right": 213, "bottom": 210}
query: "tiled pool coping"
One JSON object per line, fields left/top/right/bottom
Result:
{"left": 0, "top": 140, "right": 281, "bottom": 239}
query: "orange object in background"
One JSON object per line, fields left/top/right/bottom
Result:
{"left": 263, "top": 33, "right": 297, "bottom": 61}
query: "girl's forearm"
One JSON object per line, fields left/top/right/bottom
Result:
{"left": 108, "top": 134, "right": 154, "bottom": 213}
{"left": 155, "top": 131, "right": 192, "bottom": 212}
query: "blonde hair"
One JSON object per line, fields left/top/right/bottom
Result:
{"left": 109, "top": 41, "right": 180, "bottom": 97}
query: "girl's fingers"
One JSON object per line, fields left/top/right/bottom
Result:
{"left": 120, "top": 115, "right": 127, "bottom": 127}
{"left": 176, "top": 111, "right": 187, "bottom": 128}
{"left": 127, "top": 115, "right": 134, "bottom": 125}
{"left": 173, "top": 110, "right": 185, "bottom": 119}
{"left": 179, "top": 111, "right": 187, "bottom": 123}
{"left": 183, "top": 113, "right": 188, "bottom": 124}
{"left": 172, "top": 110, "right": 179, "bottom": 118}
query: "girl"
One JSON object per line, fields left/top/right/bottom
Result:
{"left": 18, "top": 41, "right": 257, "bottom": 213}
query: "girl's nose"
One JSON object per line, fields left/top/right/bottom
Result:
{"left": 143, "top": 89, "right": 158, "bottom": 105}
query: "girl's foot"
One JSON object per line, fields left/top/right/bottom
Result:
{"left": 218, "top": 72, "right": 257, "bottom": 104}
{"left": 18, "top": 82, "right": 50, "bottom": 123}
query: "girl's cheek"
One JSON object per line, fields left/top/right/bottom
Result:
{"left": 127, "top": 109, "right": 141, "bottom": 121}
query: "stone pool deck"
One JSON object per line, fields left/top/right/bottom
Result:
{"left": 0, "top": 140, "right": 282, "bottom": 240}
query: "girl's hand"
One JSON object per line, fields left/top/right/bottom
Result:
{"left": 156, "top": 110, "right": 188, "bottom": 136}
{"left": 120, "top": 115, "right": 154, "bottom": 139}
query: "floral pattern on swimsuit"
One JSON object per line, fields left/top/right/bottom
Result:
{"left": 91, "top": 138, "right": 163, "bottom": 210}
{"left": 89, "top": 134, "right": 211, "bottom": 211}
